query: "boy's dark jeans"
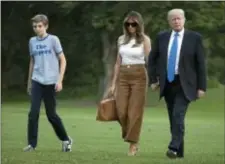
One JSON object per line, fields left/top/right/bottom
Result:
{"left": 27, "top": 80, "right": 69, "bottom": 148}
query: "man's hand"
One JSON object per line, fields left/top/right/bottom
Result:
{"left": 150, "top": 82, "right": 159, "bottom": 91}
{"left": 55, "top": 82, "right": 63, "bottom": 92}
{"left": 27, "top": 83, "right": 32, "bottom": 95}
{"left": 197, "top": 89, "right": 205, "bottom": 98}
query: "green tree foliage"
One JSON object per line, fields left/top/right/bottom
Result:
{"left": 2, "top": 1, "right": 225, "bottom": 97}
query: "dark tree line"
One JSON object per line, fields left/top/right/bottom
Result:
{"left": 2, "top": 1, "right": 225, "bottom": 98}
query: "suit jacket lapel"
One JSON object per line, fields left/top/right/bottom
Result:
{"left": 163, "top": 30, "right": 172, "bottom": 64}
{"left": 179, "top": 30, "right": 188, "bottom": 61}
{"left": 165, "top": 31, "right": 171, "bottom": 54}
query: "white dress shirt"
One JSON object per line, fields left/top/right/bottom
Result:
{"left": 167, "top": 28, "right": 184, "bottom": 74}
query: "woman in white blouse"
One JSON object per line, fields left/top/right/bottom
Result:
{"left": 110, "top": 11, "right": 151, "bottom": 156}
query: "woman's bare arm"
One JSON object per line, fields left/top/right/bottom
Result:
{"left": 111, "top": 36, "right": 123, "bottom": 86}
{"left": 143, "top": 35, "right": 151, "bottom": 67}
{"left": 111, "top": 54, "right": 121, "bottom": 86}
{"left": 144, "top": 35, "right": 151, "bottom": 56}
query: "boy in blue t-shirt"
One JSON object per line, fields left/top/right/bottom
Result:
{"left": 24, "top": 14, "right": 73, "bottom": 152}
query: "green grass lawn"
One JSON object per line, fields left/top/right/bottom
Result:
{"left": 1, "top": 87, "right": 224, "bottom": 164}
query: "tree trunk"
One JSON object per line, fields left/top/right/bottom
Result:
{"left": 101, "top": 30, "right": 117, "bottom": 99}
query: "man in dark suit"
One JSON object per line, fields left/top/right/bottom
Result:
{"left": 148, "top": 9, "right": 207, "bottom": 159}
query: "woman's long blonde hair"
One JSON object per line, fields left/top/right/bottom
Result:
{"left": 122, "top": 11, "right": 145, "bottom": 46}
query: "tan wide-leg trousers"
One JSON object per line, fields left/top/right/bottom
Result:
{"left": 116, "top": 64, "right": 148, "bottom": 143}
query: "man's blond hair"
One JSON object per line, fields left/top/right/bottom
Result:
{"left": 167, "top": 9, "right": 185, "bottom": 20}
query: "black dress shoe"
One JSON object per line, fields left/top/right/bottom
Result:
{"left": 177, "top": 154, "right": 184, "bottom": 158}
{"left": 177, "top": 141, "right": 184, "bottom": 158}
{"left": 166, "top": 149, "right": 177, "bottom": 159}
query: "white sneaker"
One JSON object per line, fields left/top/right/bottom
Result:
{"left": 62, "top": 137, "right": 73, "bottom": 152}
{"left": 23, "top": 145, "right": 35, "bottom": 152}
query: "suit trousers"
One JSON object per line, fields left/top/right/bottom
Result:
{"left": 163, "top": 75, "right": 190, "bottom": 156}
{"left": 116, "top": 64, "right": 148, "bottom": 143}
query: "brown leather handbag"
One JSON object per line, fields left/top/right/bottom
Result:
{"left": 96, "top": 95, "right": 118, "bottom": 122}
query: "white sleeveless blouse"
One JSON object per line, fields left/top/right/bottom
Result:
{"left": 118, "top": 38, "right": 145, "bottom": 65}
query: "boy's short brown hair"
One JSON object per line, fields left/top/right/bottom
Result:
{"left": 31, "top": 14, "right": 49, "bottom": 25}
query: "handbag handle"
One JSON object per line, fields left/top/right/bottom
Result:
{"left": 102, "top": 87, "right": 115, "bottom": 100}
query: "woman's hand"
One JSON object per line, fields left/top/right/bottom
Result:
{"left": 109, "top": 84, "right": 116, "bottom": 95}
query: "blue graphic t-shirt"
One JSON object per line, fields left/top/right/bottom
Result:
{"left": 29, "top": 34, "right": 63, "bottom": 85}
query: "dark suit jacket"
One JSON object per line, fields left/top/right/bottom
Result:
{"left": 148, "top": 29, "right": 207, "bottom": 101}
